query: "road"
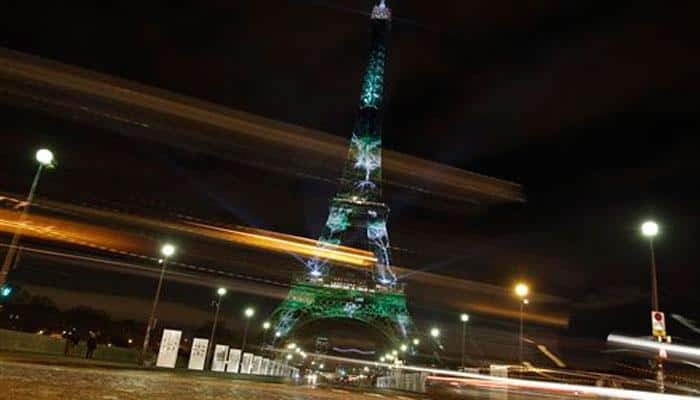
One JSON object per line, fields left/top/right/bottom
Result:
{"left": 0, "top": 359, "right": 425, "bottom": 400}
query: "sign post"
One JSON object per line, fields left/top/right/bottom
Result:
{"left": 651, "top": 311, "right": 666, "bottom": 338}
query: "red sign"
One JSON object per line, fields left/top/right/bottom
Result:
{"left": 651, "top": 311, "right": 666, "bottom": 338}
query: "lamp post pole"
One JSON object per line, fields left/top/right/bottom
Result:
{"left": 1, "top": 149, "right": 55, "bottom": 287}
{"left": 206, "top": 288, "right": 226, "bottom": 369}
{"left": 141, "top": 244, "right": 175, "bottom": 365}
{"left": 241, "top": 308, "right": 255, "bottom": 353}
{"left": 519, "top": 300, "right": 524, "bottom": 364}
{"left": 641, "top": 221, "right": 664, "bottom": 393}
{"left": 514, "top": 282, "right": 529, "bottom": 366}
{"left": 460, "top": 314, "right": 469, "bottom": 369}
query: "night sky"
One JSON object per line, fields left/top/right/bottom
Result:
{"left": 1, "top": 0, "right": 700, "bottom": 358}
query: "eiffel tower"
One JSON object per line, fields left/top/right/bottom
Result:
{"left": 269, "top": 1, "right": 416, "bottom": 350}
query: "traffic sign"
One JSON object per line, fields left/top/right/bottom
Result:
{"left": 651, "top": 311, "right": 666, "bottom": 338}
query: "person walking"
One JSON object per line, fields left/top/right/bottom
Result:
{"left": 86, "top": 331, "right": 97, "bottom": 359}
{"left": 63, "top": 328, "right": 77, "bottom": 356}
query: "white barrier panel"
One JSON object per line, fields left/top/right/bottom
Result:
{"left": 156, "top": 329, "right": 182, "bottom": 368}
{"left": 240, "top": 352, "right": 254, "bottom": 374}
{"left": 261, "top": 358, "right": 270, "bottom": 376}
{"left": 252, "top": 355, "right": 263, "bottom": 375}
{"left": 211, "top": 344, "right": 229, "bottom": 372}
{"left": 226, "top": 348, "right": 242, "bottom": 373}
{"left": 187, "top": 338, "right": 209, "bottom": 370}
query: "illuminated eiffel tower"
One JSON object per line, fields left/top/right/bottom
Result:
{"left": 270, "top": 1, "right": 416, "bottom": 349}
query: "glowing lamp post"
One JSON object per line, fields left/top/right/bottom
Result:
{"left": 514, "top": 282, "right": 529, "bottom": 364}
{"left": 641, "top": 221, "right": 660, "bottom": 311}
{"left": 141, "top": 243, "right": 176, "bottom": 365}
{"left": 641, "top": 220, "right": 665, "bottom": 392}
{"left": 1, "top": 149, "right": 56, "bottom": 287}
{"left": 241, "top": 307, "right": 255, "bottom": 353}
{"left": 460, "top": 313, "right": 470, "bottom": 369}
{"left": 205, "top": 287, "right": 227, "bottom": 368}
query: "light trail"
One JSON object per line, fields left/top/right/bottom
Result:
{"left": 270, "top": 350, "right": 694, "bottom": 399}
{"left": 0, "top": 194, "right": 569, "bottom": 326}
{"left": 0, "top": 207, "right": 376, "bottom": 268}
{"left": 608, "top": 334, "right": 700, "bottom": 361}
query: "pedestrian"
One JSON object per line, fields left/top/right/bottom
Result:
{"left": 86, "top": 330, "right": 97, "bottom": 359}
{"left": 62, "top": 328, "right": 78, "bottom": 356}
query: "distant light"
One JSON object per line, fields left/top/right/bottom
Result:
{"left": 412, "top": 338, "right": 420, "bottom": 346}
{"left": 430, "top": 327, "right": 440, "bottom": 338}
{"left": 287, "top": 343, "right": 297, "bottom": 349}
{"left": 392, "top": 350, "right": 398, "bottom": 356}
{"left": 1, "top": 286, "right": 12, "bottom": 297}
{"left": 380, "top": 357, "right": 386, "bottom": 362}
{"left": 364, "top": 366, "right": 370, "bottom": 372}
{"left": 286, "top": 354, "right": 293, "bottom": 360}
{"left": 262, "top": 321, "right": 271, "bottom": 330}
{"left": 161, "top": 243, "right": 175, "bottom": 257}
{"left": 642, "top": 221, "right": 659, "bottom": 238}
{"left": 128, "top": 338, "right": 133, "bottom": 344}
{"left": 35, "top": 149, "right": 54, "bottom": 166}
{"left": 295, "top": 347, "right": 301, "bottom": 353}
{"left": 523, "top": 298, "right": 529, "bottom": 305}
{"left": 514, "top": 283, "right": 529, "bottom": 298}
{"left": 244, "top": 307, "right": 255, "bottom": 318}
{"left": 461, "top": 313, "right": 470, "bottom": 322}
{"left": 400, "top": 344, "right": 408, "bottom": 352}
{"left": 275, "top": 331, "right": 281, "bottom": 337}
{"left": 319, "top": 363, "right": 324, "bottom": 369}
{"left": 217, "top": 287, "right": 227, "bottom": 296}
{"left": 310, "top": 270, "right": 322, "bottom": 277}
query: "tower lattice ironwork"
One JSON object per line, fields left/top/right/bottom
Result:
{"left": 305, "top": 0, "right": 396, "bottom": 286}
{"left": 269, "top": 1, "right": 416, "bottom": 349}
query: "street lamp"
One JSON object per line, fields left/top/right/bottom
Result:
{"left": 413, "top": 338, "right": 420, "bottom": 346}
{"left": 514, "top": 282, "right": 529, "bottom": 364}
{"left": 400, "top": 344, "right": 408, "bottom": 352}
{"left": 1, "top": 148, "right": 56, "bottom": 287}
{"left": 260, "top": 321, "right": 271, "bottom": 348}
{"left": 241, "top": 307, "right": 255, "bottom": 353}
{"left": 430, "top": 327, "right": 440, "bottom": 338}
{"left": 460, "top": 313, "right": 470, "bottom": 369}
{"left": 641, "top": 221, "right": 660, "bottom": 311}
{"left": 141, "top": 243, "right": 176, "bottom": 365}
{"left": 641, "top": 220, "right": 665, "bottom": 392}
{"left": 205, "top": 287, "right": 227, "bottom": 368}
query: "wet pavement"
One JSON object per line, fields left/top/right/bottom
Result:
{"left": 0, "top": 359, "right": 423, "bottom": 400}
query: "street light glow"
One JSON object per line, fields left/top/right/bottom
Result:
{"left": 35, "top": 149, "right": 54, "bottom": 166}
{"left": 400, "top": 344, "right": 408, "bottom": 352}
{"left": 430, "top": 327, "right": 440, "bottom": 338}
{"left": 217, "top": 287, "right": 227, "bottom": 296}
{"left": 514, "top": 282, "right": 529, "bottom": 298}
{"left": 161, "top": 243, "right": 175, "bottom": 257}
{"left": 413, "top": 338, "right": 420, "bottom": 346}
{"left": 641, "top": 221, "right": 659, "bottom": 237}
{"left": 461, "top": 313, "right": 470, "bottom": 322}
{"left": 244, "top": 307, "right": 255, "bottom": 318}
{"left": 262, "top": 321, "right": 271, "bottom": 330}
